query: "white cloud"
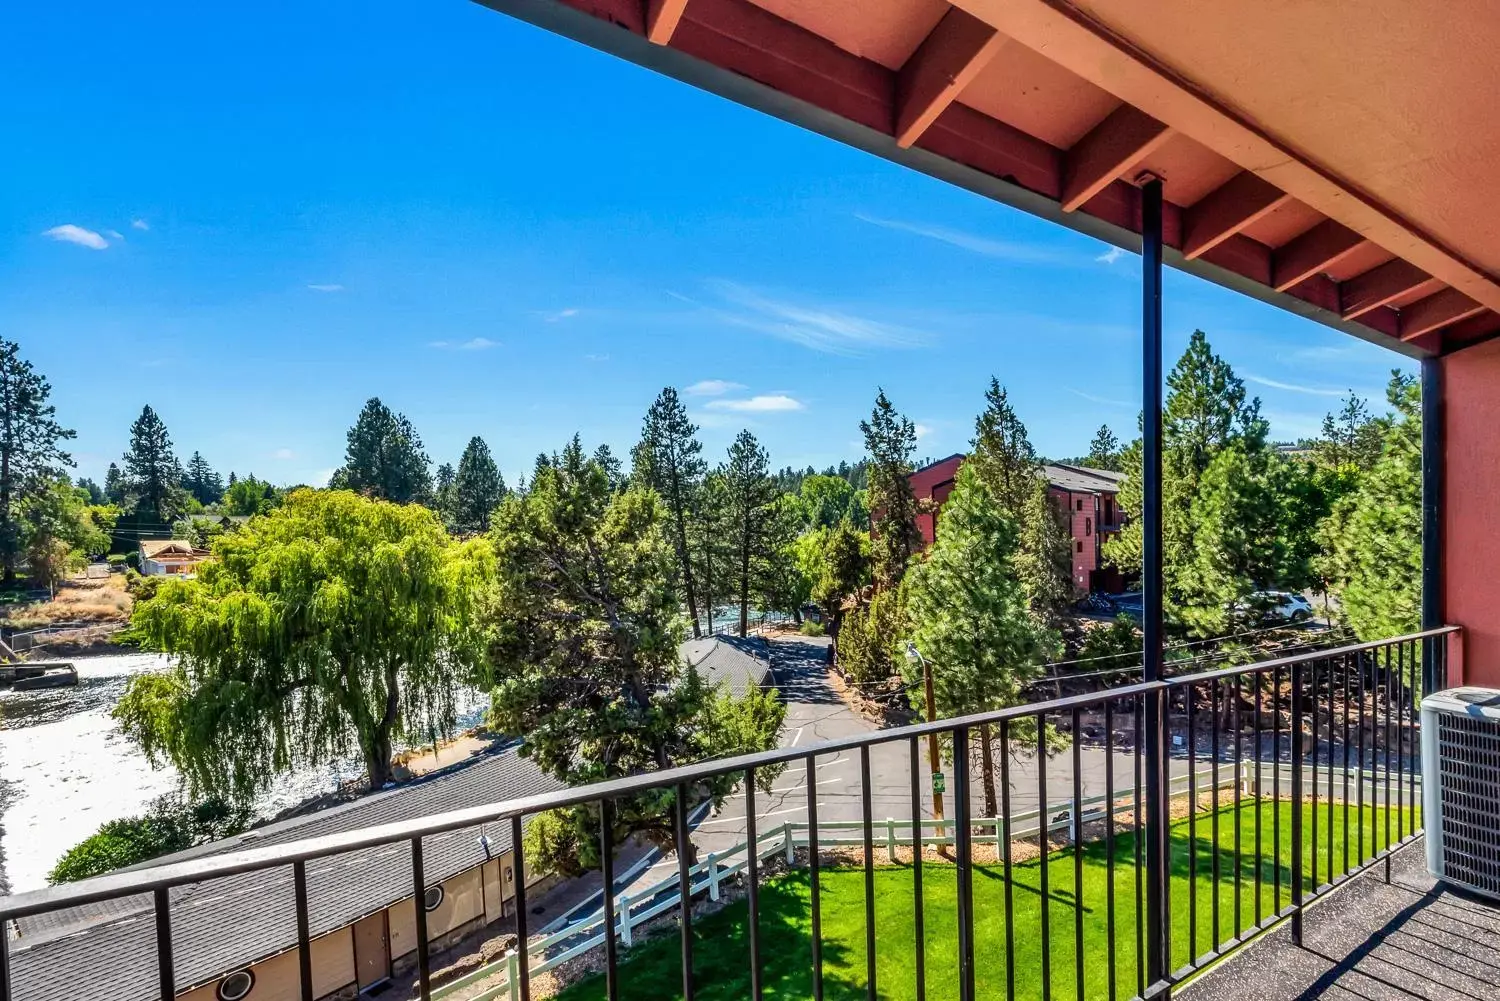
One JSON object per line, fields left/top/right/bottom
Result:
{"left": 1096, "top": 246, "right": 1125, "bottom": 265}
{"left": 710, "top": 281, "right": 930, "bottom": 355}
{"left": 705, "top": 394, "right": 805, "bottom": 413}
{"left": 43, "top": 224, "right": 109, "bottom": 250}
{"left": 105, "top": 229, "right": 124, "bottom": 241}
{"left": 307, "top": 283, "right": 345, "bottom": 293}
{"left": 1066, "top": 387, "right": 1135, "bottom": 409}
{"left": 542, "top": 308, "right": 579, "bottom": 322}
{"left": 686, "top": 379, "right": 745, "bottom": 397}
{"left": 914, "top": 423, "right": 934, "bottom": 441}
{"left": 314, "top": 468, "right": 339, "bottom": 487}
{"left": 854, "top": 213, "right": 1073, "bottom": 265}
{"left": 430, "top": 337, "right": 498, "bottom": 351}
{"left": 664, "top": 290, "right": 696, "bottom": 304}
{"left": 583, "top": 353, "right": 610, "bottom": 363}
{"left": 272, "top": 448, "right": 295, "bottom": 460}
{"left": 1244, "top": 373, "right": 1347, "bottom": 398}
{"left": 131, "top": 218, "right": 150, "bottom": 231}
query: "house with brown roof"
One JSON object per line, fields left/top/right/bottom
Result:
{"left": 139, "top": 539, "right": 210, "bottom": 578}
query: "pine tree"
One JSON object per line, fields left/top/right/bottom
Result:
{"left": 969, "top": 379, "right": 1036, "bottom": 512}
{"left": 1084, "top": 425, "right": 1121, "bottom": 471}
{"left": 181, "top": 451, "right": 224, "bottom": 507}
{"left": 631, "top": 388, "right": 708, "bottom": 637}
{"left": 592, "top": 443, "right": 623, "bottom": 491}
{"left": 691, "top": 471, "right": 732, "bottom": 635}
{"left": 122, "top": 405, "right": 185, "bottom": 524}
{"left": 331, "top": 398, "right": 432, "bottom": 504}
{"left": 1105, "top": 330, "right": 1273, "bottom": 631}
{"left": 861, "top": 390, "right": 921, "bottom": 591}
{"left": 905, "top": 463, "right": 1055, "bottom": 816}
{"left": 1325, "top": 372, "right": 1421, "bottom": 640}
{"left": 968, "top": 379, "right": 1073, "bottom": 621}
{"left": 485, "top": 439, "right": 784, "bottom": 872}
{"left": 0, "top": 339, "right": 76, "bottom": 584}
{"left": 719, "top": 430, "right": 784, "bottom": 636}
{"left": 450, "top": 436, "right": 506, "bottom": 535}
{"left": 433, "top": 462, "right": 456, "bottom": 523}
{"left": 104, "top": 462, "right": 126, "bottom": 504}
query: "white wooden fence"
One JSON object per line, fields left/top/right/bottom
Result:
{"left": 431, "top": 761, "right": 1313, "bottom": 1001}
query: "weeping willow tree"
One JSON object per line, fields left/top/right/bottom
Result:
{"left": 115, "top": 489, "right": 494, "bottom": 800}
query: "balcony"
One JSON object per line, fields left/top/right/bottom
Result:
{"left": 1181, "top": 845, "right": 1500, "bottom": 1001}
{"left": 0, "top": 627, "right": 1464, "bottom": 1001}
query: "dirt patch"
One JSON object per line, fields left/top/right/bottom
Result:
{"left": 825, "top": 665, "right": 912, "bottom": 728}
{"left": 2, "top": 576, "right": 132, "bottom": 631}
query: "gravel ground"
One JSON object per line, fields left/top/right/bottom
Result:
{"left": 1180, "top": 837, "right": 1500, "bottom": 1001}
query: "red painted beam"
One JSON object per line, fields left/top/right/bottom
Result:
{"left": 673, "top": 0, "right": 893, "bottom": 136}
{"left": 557, "top": 0, "right": 647, "bottom": 34}
{"left": 895, "top": 8, "right": 1006, "bottom": 149}
{"left": 921, "top": 103, "right": 1061, "bottom": 199}
{"left": 1435, "top": 310, "right": 1500, "bottom": 352}
{"left": 1060, "top": 105, "right": 1170, "bottom": 212}
{"left": 1270, "top": 219, "right": 1366, "bottom": 292}
{"left": 646, "top": 0, "right": 690, "bottom": 44}
{"left": 1339, "top": 259, "right": 1440, "bottom": 319}
{"left": 1182, "top": 171, "right": 1292, "bottom": 260}
{"left": 1400, "top": 288, "right": 1487, "bottom": 341}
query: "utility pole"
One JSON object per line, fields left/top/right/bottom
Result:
{"left": 906, "top": 643, "right": 945, "bottom": 821}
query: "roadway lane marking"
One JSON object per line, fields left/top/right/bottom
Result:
{"left": 695, "top": 804, "right": 823, "bottom": 827}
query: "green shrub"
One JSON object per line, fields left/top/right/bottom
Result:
{"left": 124, "top": 570, "right": 161, "bottom": 601}
{"left": 799, "top": 620, "right": 826, "bottom": 637}
{"left": 49, "top": 796, "right": 251, "bottom": 884}
{"left": 106, "top": 554, "right": 128, "bottom": 567}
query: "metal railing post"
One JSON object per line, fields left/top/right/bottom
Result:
{"left": 1290, "top": 658, "right": 1305, "bottom": 946}
{"left": 1140, "top": 173, "right": 1171, "bottom": 991}
{"left": 1421, "top": 356, "right": 1444, "bottom": 697}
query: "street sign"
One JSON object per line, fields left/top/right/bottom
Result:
{"left": 932, "top": 771, "right": 946, "bottom": 794}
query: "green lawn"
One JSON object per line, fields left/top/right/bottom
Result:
{"left": 554, "top": 797, "right": 1415, "bottom": 1001}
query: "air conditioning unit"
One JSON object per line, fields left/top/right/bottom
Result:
{"left": 1422, "top": 687, "right": 1500, "bottom": 900}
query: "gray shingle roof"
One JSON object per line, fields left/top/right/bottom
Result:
{"left": 9, "top": 742, "right": 562, "bottom": 1001}
{"left": 1043, "top": 463, "right": 1126, "bottom": 494}
{"left": 680, "top": 635, "right": 773, "bottom": 698}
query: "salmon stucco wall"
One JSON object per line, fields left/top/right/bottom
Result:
{"left": 1443, "top": 339, "right": 1500, "bottom": 687}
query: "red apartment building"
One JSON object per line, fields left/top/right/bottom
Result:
{"left": 908, "top": 454, "right": 1128, "bottom": 594}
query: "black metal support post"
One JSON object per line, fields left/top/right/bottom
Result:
{"left": 294, "top": 860, "right": 314, "bottom": 1001}
{"left": 411, "top": 838, "right": 431, "bottom": 1000}
{"left": 1421, "top": 357, "right": 1444, "bottom": 695}
{"left": 1140, "top": 175, "right": 1171, "bottom": 991}
{"left": 511, "top": 815, "right": 531, "bottom": 1001}
{"left": 154, "top": 887, "right": 175, "bottom": 1001}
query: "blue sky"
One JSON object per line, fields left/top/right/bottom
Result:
{"left": 2, "top": 1, "right": 1411, "bottom": 489}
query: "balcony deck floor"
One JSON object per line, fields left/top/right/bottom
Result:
{"left": 1179, "top": 839, "right": 1500, "bottom": 1001}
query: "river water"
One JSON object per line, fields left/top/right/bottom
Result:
{"left": 0, "top": 655, "right": 486, "bottom": 894}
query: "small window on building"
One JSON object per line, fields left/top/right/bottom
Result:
{"left": 1076, "top": 540, "right": 1084, "bottom": 553}
{"left": 216, "top": 970, "right": 255, "bottom": 1001}
{"left": 1086, "top": 518, "right": 1092, "bottom": 536}
{"left": 424, "top": 884, "right": 445, "bottom": 912}
{"left": 1076, "top": 498, "right": 1084, "bottom": 511}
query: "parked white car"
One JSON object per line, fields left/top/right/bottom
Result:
{"left": 1242, "top": 590, "right": 1314, "bottom": 623}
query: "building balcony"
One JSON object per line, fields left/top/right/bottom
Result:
{"left": 0, "top": 626, "right": 1471, "bottom": 1001}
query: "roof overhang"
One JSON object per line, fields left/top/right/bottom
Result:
{"left": 473, "top": 0, "right": 1500, "bottom": 359}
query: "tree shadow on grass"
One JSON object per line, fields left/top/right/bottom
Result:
{"left": 552, "top": 870, "right": 868, "bottom": 1001}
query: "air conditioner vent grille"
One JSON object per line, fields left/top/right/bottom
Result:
{"left": 1436, "top": 713, "right": 1500, "bottom": 897}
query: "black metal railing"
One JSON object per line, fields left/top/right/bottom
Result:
{"left": 0, "top": 626, "right": 1458, "bottom": 1001}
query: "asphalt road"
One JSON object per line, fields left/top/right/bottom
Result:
{"left": 614, "top": 636, "right": 1414, "bottom": 901}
